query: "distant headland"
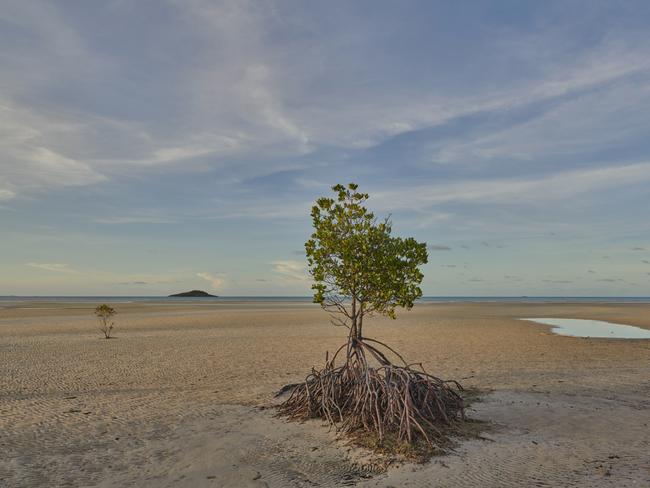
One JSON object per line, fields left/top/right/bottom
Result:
{"left": 168, "top": 290, "right": 218, "bottom": 298}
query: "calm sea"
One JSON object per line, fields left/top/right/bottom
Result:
{"left": 1, "top": 296, "right": 650, "bottom": 304}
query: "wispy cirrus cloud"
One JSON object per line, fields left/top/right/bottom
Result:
{"left": 373, "top": 161, "right": 650, "bottom": 211}
{"left": 0, "top": 101, "right": 107, "bottom": 193}
{"left": 94, "top": 215, "right": 177, "bottom": 225}
{"left": 0, "top": 187, "right": 15, "bottom": 200}
{"left": 26, "top": 262, "right": 79, "bottom": 273}
{"left": 196, "top": 272, "right": 225, "bottom": 290}
{"left": 272, "top": 260, "right": 308, "bottom": 283}
{"left": 2, "top": 2, "right": 650, "bottom": 296}
{"left": 428, "top": 244, "right": 452, "bottom": 251}
{"left": 2, "top": 0, "right": 650, "bottom": 203}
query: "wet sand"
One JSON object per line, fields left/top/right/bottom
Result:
{"left": 1, "top": 301, "right": 649, "bottom": 487}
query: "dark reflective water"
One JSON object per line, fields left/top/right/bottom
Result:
{"left": 523, "top": 318, "right": 650, "bottom": 339}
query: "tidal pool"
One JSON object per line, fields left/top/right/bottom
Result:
{"left": 522, "top": 318, "right": 650, "bottom": 339}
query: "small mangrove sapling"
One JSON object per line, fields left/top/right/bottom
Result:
{"left": 95, "top": 304, "right": 116, "bottom": 339}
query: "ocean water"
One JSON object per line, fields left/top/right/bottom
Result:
{"left": 523, "top": 318, "right": 650, "bottom": 339}
{"left": 1, "top": 296, "right": 650, "bottom": 304}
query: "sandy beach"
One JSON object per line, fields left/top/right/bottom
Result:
{"left": 1, "top": 301, "right": 649, "bottom": 487}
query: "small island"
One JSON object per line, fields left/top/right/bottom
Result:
{"left": 168, "top": 290, "right": 218, "bottom": 298}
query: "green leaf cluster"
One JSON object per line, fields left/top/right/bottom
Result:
{"left": 95, "top": 304, "right": 116, "bottom": 319}
{"left": 306, "top": 183, "right": 427, "bottom": 335}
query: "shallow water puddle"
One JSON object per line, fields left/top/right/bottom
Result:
{"left": 522, "top": 318, "right": 650, "bottom": 339}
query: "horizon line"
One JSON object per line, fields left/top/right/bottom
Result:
{"left": 2, "top": 295, "right": 650, "bottom": 299}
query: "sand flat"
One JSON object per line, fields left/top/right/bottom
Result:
{"left": 1, "top": 302, "right": 649, "bottom": 487}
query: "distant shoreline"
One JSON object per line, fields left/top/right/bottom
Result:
{"left": 2, "top": 296, "right": 650, "bottom": 304}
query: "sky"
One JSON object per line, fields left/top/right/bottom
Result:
{"left": 1, "top": 0, "right": 650, "bottom": 296}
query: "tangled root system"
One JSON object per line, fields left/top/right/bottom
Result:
{"left": 278, "top": 337, "right": 465, "bottom": 451}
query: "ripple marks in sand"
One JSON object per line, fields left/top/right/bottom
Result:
{"left": 243, "top": 439, "right": 374, "bottom": 487}
{"left": 358, "top": 391, "right": 650, "bottom": 488}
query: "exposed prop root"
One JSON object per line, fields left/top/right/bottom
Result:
{"left": 278, "top": 338, "right": 465, "bottom": 450}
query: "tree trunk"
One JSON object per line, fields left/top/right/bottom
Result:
{"left": 349, "top": 296, "right": 358, "bottom": 347}
{"left": 357, "top": 312, "right": 363, "bottom": 339}
{"left": 347, "top": 296, "right": 365, "bottom": 354}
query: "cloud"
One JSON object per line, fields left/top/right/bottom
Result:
{"left": 0, "top": 100, "right": 108, "bottom": 196}
{"left": 26, "top": 262, "right": 78, "bottom": 273}
{"left": 3, "top": 2, "right": 650, "bottom": 297}
{"left": 202, "top": 11, "right": 648, "bottom": 155}
{"left": 3, "top": 0, "right": 650, "bottom": 205}
{"left": 272, "top": 260, "right": 308, "bottom": 282}
{"left": 588, "top": 270, "right": 596, "bottom": 274}
{"left": 429, "top": 74, "right": 650, "bottom": 167}
{"left": 631, "top": 247, "right": 646, "bottom": 251}
{"left": 542, "top": 279, "right": 573, "bottom": 284}
{"left": 428, "top": 244, "right": 452, "bottom": 251}
{"left": 410, "top": 212, "right": 452, "bottom": 229}
{"left": 596, "top": 278, "right": 624, "bottom": 283}
{"left": 642, "top": 260, "right": 650, "bottom": 264}
{"left": 196, "top": 272, "right": 225, "bottom": 290}
{"left": 0, "top": 2, "right": 300, "bottom": 200}
{"left": 94, "top": 216, "right": 177, "bottom": 225}
{"left": 373, "top": 161, "right": 650, "bottom": 211}
{"left": 0, "top": 188, "right": 15, "bottom": 200}
{"left": 115, "top": 277, "right": 179, "bottom": 286}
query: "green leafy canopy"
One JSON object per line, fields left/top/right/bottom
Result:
{"left": 95, "top": 304, "right": 116, "bottom": 318}
{"left": 306, "top": 183, "right": 428, "bottom": 324}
